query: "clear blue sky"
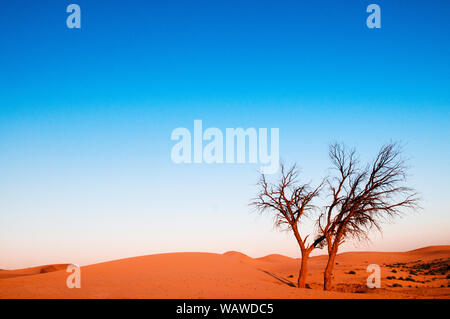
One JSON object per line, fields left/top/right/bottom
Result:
{"left": 0, "top": 0, "right": 449, "bottom": 268}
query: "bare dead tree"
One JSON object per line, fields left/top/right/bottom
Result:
{"left": 251, "top": 164, "right": 323, "bottom": 288}
{"left": 316, "top": 142, "right": 420, "bottom": 290}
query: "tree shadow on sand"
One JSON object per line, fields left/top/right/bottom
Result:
{"left": 259, "top": 269, "right": 296, "bottom": 287}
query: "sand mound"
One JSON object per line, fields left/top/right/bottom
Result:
{"left": 0, "top": 246, "right": 448, "bottom": 299}
{"left": 405, "top": 246, "right": 450, "bottom": 260}
{"left": 0, "top": 252, "right": 355, "bottom": 299}
{"left": 408, "top": 245, "right": 449, "bottom": 253}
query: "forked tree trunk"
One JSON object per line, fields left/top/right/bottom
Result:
{"left": 297, "top": 249, "right": 311, "bottom": 288}
{"left": 324, "top": 245, "right": 338, "bottom": 291}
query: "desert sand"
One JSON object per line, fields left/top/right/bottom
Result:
{"left": 0, "top": 246, "right": 448, "bottom": 299}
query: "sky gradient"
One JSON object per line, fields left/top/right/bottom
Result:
{"left": 0, "top": 0, "right": 449, "bottom": 268}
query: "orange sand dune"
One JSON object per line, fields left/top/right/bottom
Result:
{"left": 0, "top": 246, "right": 448, "bottom": 299}
{"left": 0, "top": 264, "right": 69, "bottom": 280}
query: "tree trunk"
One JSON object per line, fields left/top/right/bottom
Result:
{"left": 323, "top": 245, "right": 338, "bottom": 291}
{"left": 297, "top": 249, "right": 311, "bottom": 288}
